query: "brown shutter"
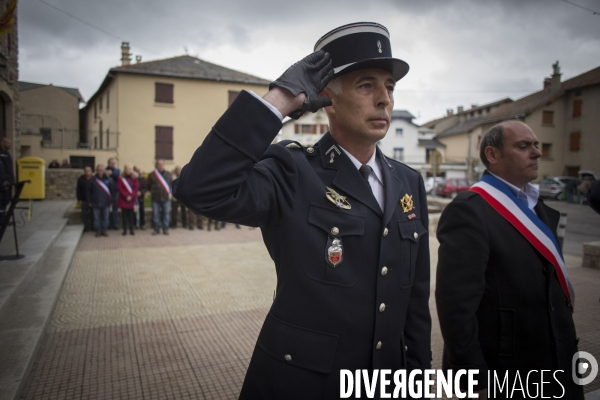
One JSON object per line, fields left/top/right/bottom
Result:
{"left": 155, "top": 83, "right": 174, "bottom": 103}
{"left": 155, "top": 126, "right": 174, "bottom": 160}
{"left": 106, "top": 90, "right": 110, "bottom": 111}
{"left": 542, "top": 110, "right": 554, "bottom": 125}
{"left": 294, "top": 124, "right": 299, "bottom": 134}
{"left": 570, "top": 132, "right": 580, "bottom": 151}
{"left": 228, "top": 91, "right": 240, "bottom": 106}
{"left": 312, "top": 124, "right": 317, "bottom": 134}
{"left": 320, "top": 124, "right": 326, "bottom": 134}
{"left": 573, "top": 100, "right": 582, "bottom": 117}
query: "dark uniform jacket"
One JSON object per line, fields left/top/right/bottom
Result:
{"left": 436, "top": 184, "right": 584, "bottom": 399}
{"left": 147, "top": 169, "right": 172, "bottom": 203}
{"left": 0, "top": 148, "right": 14, "bottom": 185}
{"left": 174, "top": 91, "right": 432, "bottom": 399}
{"left": 87, "top": 174, "right": 115, "bottom": 209}
{"left": 77, "top": 175, "right": 92, "bottom": 202}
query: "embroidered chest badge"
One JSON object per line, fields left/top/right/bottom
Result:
{"left": 400, "top": 194, "right": 414, "bottom": 213}
{"left": 326, "top": 186, "right": 351, "bottom": 210}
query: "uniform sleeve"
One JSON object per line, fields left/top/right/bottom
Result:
{"left": 174, "top": 90, "right": 296, "bottom": 228}
{"left": 435, "top": 197, "right": 489, "bottom": 388}
{"left": 404, "top": 174, "right": 432, "bottom": 370}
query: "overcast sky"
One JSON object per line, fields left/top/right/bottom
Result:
{"left": 18, "top": 0, "right": 600, "bottom": 124}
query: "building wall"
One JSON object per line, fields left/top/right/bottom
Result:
{"left": 378, "top": 118, "right": 422, "bottom": 163}
{"left": 20, "top": 86, "right": 80, "bottom": 131}
{"left": 17, "top": 137, "right": 116, "bottom": 169}
{"left": 88, "top": 73, "right": 269, "bottom": 172}
{"left": 0, "top": 0, "right": 20, "bottom": 162}
{"left": 279, "top": 109, "right": 328, "bottom": 146}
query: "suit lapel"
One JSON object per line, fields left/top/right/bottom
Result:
{"left": 534, "top": 200, "right": 560, "bottom": 240}
{"left": 378, "top": 148, "right": 403, "bottom": 226}
{"left": 317, "top": 133, "right": 382, "bottom": 216}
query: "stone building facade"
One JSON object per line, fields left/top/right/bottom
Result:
{"left": 0, "top": 0, "right": 20, "bottom": 162}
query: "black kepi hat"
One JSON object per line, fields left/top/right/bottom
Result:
{"left": 314, "top": 22, "right": 409, "bottom": 82}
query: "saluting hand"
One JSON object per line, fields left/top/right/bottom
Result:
{"left": 268, "top": 50, "right": 334, "bottom": 119}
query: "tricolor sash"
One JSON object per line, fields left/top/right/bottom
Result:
{"left": 154, "top": 170, "right": 171, "bottom": 195}
{"left": 119, "top": 176, "right": 133, "bottom": 194}
{"left": 95, "top": 177, "right": 112, "bottom": 200}
{"left": 470, "top": 173, "right": 575, "bottom": 310}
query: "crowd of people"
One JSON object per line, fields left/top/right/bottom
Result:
{"left": 76, "top": 157, "right": 240, "bottom": 237}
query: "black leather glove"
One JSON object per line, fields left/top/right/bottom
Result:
{"left": 269, "top": 50, "right": 334, "bottom": 119}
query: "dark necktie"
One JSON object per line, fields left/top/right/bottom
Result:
{"left": 359, "top": 164, "right": 372, "bottom": 189}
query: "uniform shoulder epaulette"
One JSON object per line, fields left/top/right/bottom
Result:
{"left": 277, "top": 140, "right": 303, "bottom": 149}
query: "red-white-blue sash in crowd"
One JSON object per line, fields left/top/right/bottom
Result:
{"left": 119, "top": 176, "right": 133, "bottom": 194}
{"left": 95, "top": 177, "right": 112, "bottom": 200}
{"left": 470, "top": 173, "right": 575, "bottom": 311}
{"left": 154, "top": 170, "right": 171, "bottom": 195}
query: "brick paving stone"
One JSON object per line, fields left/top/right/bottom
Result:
{"left": 19, "top": 226, "right": 600, "bottom": 399}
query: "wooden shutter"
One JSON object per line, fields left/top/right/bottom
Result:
{"left": 155, "top": 83, "right": 174, "bottom": 103}
{"left": 294, "top": 124, "right": 300, "bottom": 134}
{"left": 570, "top": 132, "right": 580, "bottom": 151}
{"left": 312, "top": 125, "right": 317, "bottom": 134}
{"left": 155, "top": 126, "right": 174, "bottom": 160}
{"left": 228, "top": 91, "right": 240, "bottom": 106}
{"left": 542, "top": 110, "right": 554, "bottom": 125}
{"left": 573, "top": 100, "right": 582, "bottom": 117}
{"left": 106, "top": 90, "right": 110, "bottom": 111}
{"left": 320, "top": 124, "right": 327, "bottom": 134}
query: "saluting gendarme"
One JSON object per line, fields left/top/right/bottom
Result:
{"left": 174, "top": 22, "right": 431, "bottom": 399}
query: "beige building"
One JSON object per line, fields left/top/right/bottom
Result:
{"left": 279, "top": 108, "right": 329, "bottom": 146}
{"left": 84, "top": 43, "right": 270, "bottom": 172}
{"left": 17, "top": 82, "right": 107, "bottom": 168}
{"left": 422, "top": 62, "right": 600, "bottom": 180}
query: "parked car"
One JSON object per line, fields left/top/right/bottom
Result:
{"left": 424, "top": 177, "right": 444, "bottom": 194}
{"left": 435, "top": 178, "right": 473, "bottom": 198}
{"left": 539, "top": 176, "right": 580, "bottom": 199}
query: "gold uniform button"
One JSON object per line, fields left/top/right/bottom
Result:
{"left": 284, "top": 354, "right": 292, "bottom": 362}
{"left": 331, "top": 227, "right": 339, "bottom": 236}
{"left": 306, "top": 147, "right": 314, "bottom": 154}
{"left": 381, "top": 266, "right": 388, "bottom": 276}
{"left": 379, "top": 303, "right": 386, "bottom": 312}
{"left": 383, "top": 227, "right": 389, "bottom": 237}
{"left": 376, "top": 341, "right": 382, "bottom": 350}
{"left": 413, "top": 232, "right": 419, "bottom": 240}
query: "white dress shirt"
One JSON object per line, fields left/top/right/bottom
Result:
{"left": 489, "top": 171, "right": 540, "bottom": 213}
{"left": 339, "top": 147, "right": 385, "bottom": 211}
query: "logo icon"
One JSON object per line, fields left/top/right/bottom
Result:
{"left": 377, "top": 40, "right": 382, "bottom": 53}
{"left": 572, "top": 351, "right": 598, "bottom": 385}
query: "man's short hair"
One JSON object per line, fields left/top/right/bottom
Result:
{"left": 326, "top": 77, "right": 343, "bottom": 95}
{"left": 479, "top": 124, "right": 505, "bottom": 168}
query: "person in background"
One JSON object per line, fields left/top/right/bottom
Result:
{"left": 48, "top": 159, "right": 60, "bottom": 169}
{"left": 146, "top": 159, "right": 172, "bottom": 235}
{"left": 107, "top": 158, "right": 121, "bottom": 230}
{"left": 0, "top": 138, "right": 14, "bottom": 219}
{"left": 87, "top": 164, "right": 115, "bottom": 237}
{"left": 76, "top": 166, "right": 94, "bottom": 232}
{"left": 60, "top": 158, "right": 71, "bottom": 168}
{"left": 117, "top": 164, "right": 139, "bottom": 236}
{"left": 170, "top": 166, "right": 187, "bottom": 229}
{"left": 187, "top": 211, "right": 204, "bottom": 230}
{"left": 564, "top": 179, "right": 578, "bottom": 203}
{"left": 134, "top": 165, "right": 148, "bottom": 230}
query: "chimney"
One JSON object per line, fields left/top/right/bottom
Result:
{"left": 457, "top": 106, "right": 464, "bottom": 113}
{"left": 446, "top": 109, "right": 454, "bottom": 116}
{"left": 121, "top": 42, "right": 131, "bottom": 66}
{"left": 551, "top": 60, "right": 561, "bottom": 92}
{"left": 135, "top": 55, "right": 142, "bottom": 64}
{"left": 471, "top": 104, "right": 478, "bottom": 109}
{"left": 543, "top": 78, "right": 552, "bottom": 91}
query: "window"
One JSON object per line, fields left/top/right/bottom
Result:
{"left": 99, "top": 95, "right": 102, "bottom": 111}
{"left": 395, "top": 128, "right": 403, "bottom": 136}
{"left": 94, "top": 102, "right": 97, "bottom": 119}
{"left": 155, "top": 126, "right": 173, "bottom": 160}
{"left": 106, "top": 90, "right": 110, "bottom": 111}
{"left": 542, "top": 110, "right": 554, "bottom": 125}
{"left": 393, "top": 148, "right": 404, "bottom": 161}
{"left": 99, "top": 121, "right": 103, "bottom": 149}
{"left": 541, "top": 143, "right": 552, "bottom": 158}
{"left": 570, "top": 132, "right": 580, "bottom": 151}
{"left": 301, "top": 124, "right": 315, "bottom": 134}
{"left": 40, "top": 128, "right": 51, "bottom": 142}
{"left": 572, "top": 100, "right": 582, "bottom": 118}
{"left": 106, "top": 128, "right": 110, "bottom": 148}
{"left": 228, "top": 91, "right": 240, "bottom": 106}
{"left": 320, "top": 124, "right": 328, "bottom": 134}
{"left": 70, "top": 156, "right": 95, "bottom": 170}
{"left": 155, "top": 83, "right": 174, "bottom": 104}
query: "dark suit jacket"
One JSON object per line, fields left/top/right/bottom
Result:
{"left": 174, "top": 91, "right": 432, "bottom": 399}
{"left": 436, "top": 185, "right": 583, "bottom": 399}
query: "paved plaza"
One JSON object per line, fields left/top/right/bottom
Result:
{"left": 14, "top": 202, "right": 600, "bottom": 399}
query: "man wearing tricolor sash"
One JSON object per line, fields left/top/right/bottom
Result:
{"left": 146, "top": 159, "right": 173, "bottom": 235}
{"left": 436, "top": 121, "right": 583, "bottom": 399}
{"left": 86, "top": 164, "right": 116, "bottom": 237}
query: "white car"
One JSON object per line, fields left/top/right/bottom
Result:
{"left": 424, "top": 177, "right": 444, "bottom": 194}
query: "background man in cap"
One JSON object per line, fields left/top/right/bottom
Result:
{"left": 436, "top": 121, "right": 583, "bottom": 399}
{"left": 175, "top": 22, "right": 431, "bottom": 399}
